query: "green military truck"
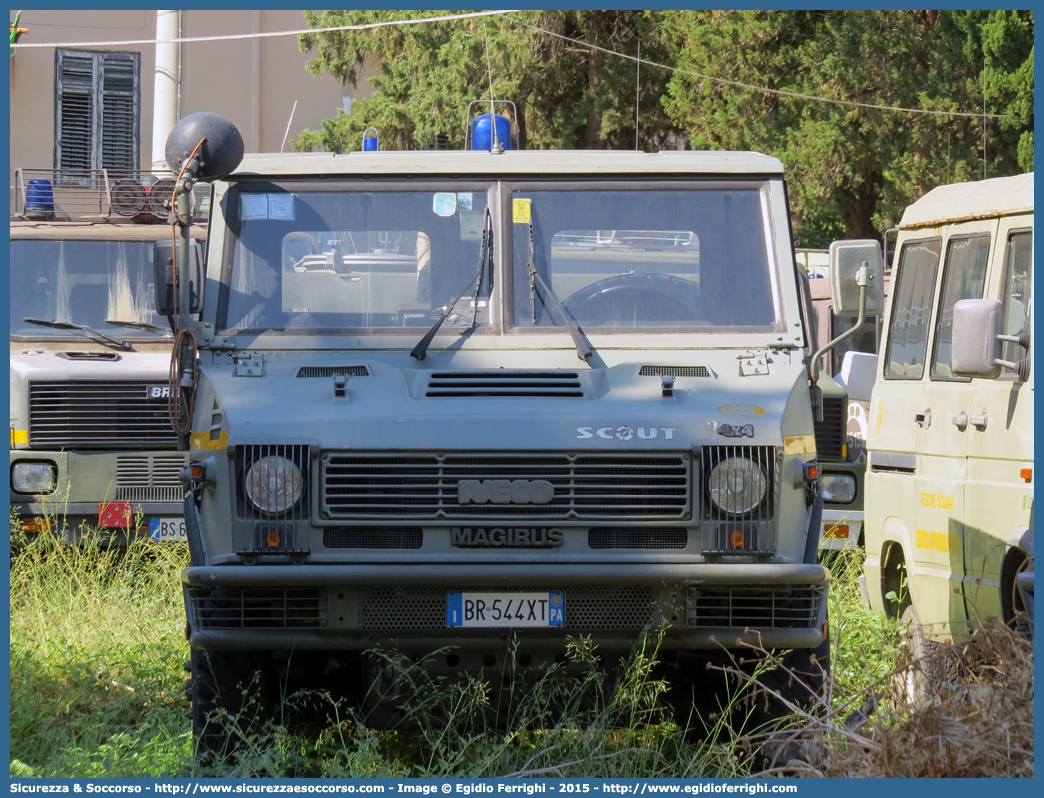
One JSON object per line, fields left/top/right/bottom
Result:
{"left": 10, "top": 169, "right": 206, "bottom": 544}
{"left": 864, "top": 173, "right": 1033, "bottom": 652}
{"left": 158, "top": 112, "right": 880, "bottom": 754}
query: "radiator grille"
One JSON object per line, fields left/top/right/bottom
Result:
{"left": 323, "top": 527, "right": 423, "bottom": 549}
{"left": 700, "top": 446, "right": 779, "bottom": 556}
{"left": 296, "top": 366, "right": 369, "bottom": 378}
{"left": 814, "top": 395, "right": 846, "bottom": 458}
{"left": 188, "top": 588, "right": 327, "bottom": 629}
{"left": 426, "top": 371, "right": 583, "bottom": 398}
{"left": 28, "top": 381, "right": 177, "bottom": 448}
{"left": 686, "top": 587, "right": 822, "bottom": 629}
{"left": 639, "top": 366, "right": 710, "bottom": 378}
{"left": 588, "top": 527, "right": 688, "bottom": 549}
{"left": 360, "top": 585, "right": 655, "bottom": 632}
{"left": 321, "top": 453, "right": 691, "bottom": 519}
{"left": 115, "top": 454, "right": 187, "bottom": 502}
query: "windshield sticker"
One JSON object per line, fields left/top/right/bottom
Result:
{"left": 433, "top": 193, "right": 457, "bottom": 217}
{"left": 459, "top": 210, "right": 485, "bottom": 241}
{"left": 718, "top": 403, "right": 765, "bottom": 418}
{"left": 268, "top": 194, "right": 295, "bottom": 221}
{"left": 512, "top": 198, "right": 531, "bottom": 223}
{"left": 240, "top": 193, "right": 270, "bottom": 220}
{"left": 240, "top": 193, "right": 294, "bottom": 221}
{"left": 456, "top": 192, "right": 473, "bottom": 211}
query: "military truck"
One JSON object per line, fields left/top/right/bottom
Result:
{"left": 9, "top": 169, "right": 205, "bottom": 544}
{"left": 159, "top": 112, "right": 883, "bottom": 753}
{"left": 863, "top": 173, "right": 1033, "bottom": 655}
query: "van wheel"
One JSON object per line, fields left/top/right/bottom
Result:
{"left": 189, "top": 648, "right": 275, "bottom": 763}
{"left": 748, "top": 634, "right": 831, "bottom": 729}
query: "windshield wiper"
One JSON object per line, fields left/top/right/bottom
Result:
{"left": 105, "top": 319, "right": 172, "bottom": 336}
{"left": 22, "top": 317, "right": 132, "bottom": 350}
{"left": 411, "top": 208, "right": 494, "bottom": 361}
{"left": 526, "top": 222, "right": 593, "bottom": 361}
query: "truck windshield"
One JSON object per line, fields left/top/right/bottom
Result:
{"left": 220, "top": 184, "right": 494, "bottom": 334}
{"left": 9, "top": 238, "right": 173, "bottom": 338}
{"left": 510, "top": 186, "right": 779, "bottom": 332}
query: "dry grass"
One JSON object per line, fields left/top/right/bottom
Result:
{"left": 729, "top": 619, "right": 1034, "bottom": 778}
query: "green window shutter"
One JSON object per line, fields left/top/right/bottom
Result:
{"left": 100, "top": 53, "right": 140, "bottom": 171}
{"left": 55, "top": 50, "right": 95, "bottom": 172}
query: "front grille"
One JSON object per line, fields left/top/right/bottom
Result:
{"left": 639, "top": 366, "right": 710, "bottom": 378}
{"left": 814, "top": 396, "right": 846, "bottom": 458}
{"left": 700, "top": 446, "right": 779, "bottom": 556}
{"left": 323, "top": 526, "right": 423, "bottom": 549}
{"left": 425, "top": 371, "right": 584, "bottom": 398}
{"left": 686, "top": 587, "right": 822, "bottom": 629}
{"left": 321, "top": 453, "right": 691, "bottom": 519}
{"left": 296, "top": 366, "right": 369, "bottom": 378}
{"left": 588, "top": 527, "right": 688, "bottom": 549}
{"left": 360, "top": 584, "right": 655, "bottom": 632}
{"left": 115, "top": 454, "right": 187, "bottom": 502}
{"left": 28, "top": 381, "right": 177, "bottom": 448}
{"left": 188, "top": 588, "right": 327, "bottom": 629}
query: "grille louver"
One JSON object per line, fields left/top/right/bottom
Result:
{"left": 426, "top": 371, "right": 583, "bottom": 397}
{"left": 639, "top": 366, "right": 710, "bottom": 377}
{"left": 814, "top": 395, "right": 846, "bottom": 458}
{"left": 188, "top": 588, "right": 327, "bottom": 630}
{"left": 588, "top": 527, "right": 688, "bottom": 549}
{"left": 115, "top": 454, "right": 187, "bottom": 502}
{"left": 28, "top": 381, "right": 177, "bottom": 448}
{"left": 321, "top": 452, "right": 691, "bottom": 519}
{"left": 686, "top": 587, "right": 822, "bottom": 629}
{"left": 296, "top": 366, "right": 369, "bottom": 378}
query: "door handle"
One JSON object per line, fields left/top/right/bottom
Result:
{"left": 969, "top": 411, "right": 988, "bottom": 431}
{"left": 915, "top": 409, "right": 932, "bottom": 429}
{"left": 952, "top": 411, "right": 968, "bottom": 431}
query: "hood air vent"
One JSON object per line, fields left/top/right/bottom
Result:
{"left": 296, "top": 366, "right": 369, "bottom": 378}
{"left": 639, "top": 365, "right": 710, "bottom": 377}
{"left": 426, "top": 371, "right": 583, "bottom": 398}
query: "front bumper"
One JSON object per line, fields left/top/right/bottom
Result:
{"left": 183, "top": 562, "right": 830, "bottom": 651}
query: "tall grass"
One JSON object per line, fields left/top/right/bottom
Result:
{"left": 13, "top": 533, "right": 1019, "bottom": 778}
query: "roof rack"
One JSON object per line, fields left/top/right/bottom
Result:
{"left": 11, "top": 167, "right": 210, "bottom": 223}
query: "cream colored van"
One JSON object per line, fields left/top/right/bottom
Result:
{"left": 864, "top": 173, "right": 1033, "bottom": 642}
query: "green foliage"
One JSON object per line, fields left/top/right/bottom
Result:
{"left": 295, "top": 11, "right": 677, "bottom": 153}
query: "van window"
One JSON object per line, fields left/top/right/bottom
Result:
{"left": 1000, "top": 230, "right": 1032, "bottom": 370}
{"left": 930, "top": 234, "right": 990, "bottom": 380}
{"left": 884, "top": 238, "right": 941, "bottom": 378}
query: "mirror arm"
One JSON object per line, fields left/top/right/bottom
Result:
{"left": 809, "top": 262, "right": 869, "bottom": 384}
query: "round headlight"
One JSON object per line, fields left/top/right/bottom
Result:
{"left": 244, "top": 455, "right": 303, "bottom": 514}
{"left": 707, "top": 456, "right": 768, "bottom": 515}
{"left": 11, "top": 461, "right": 57, "bottom": 494}
{"left": 820, "top": 473, "right": 857, "bottom": 504}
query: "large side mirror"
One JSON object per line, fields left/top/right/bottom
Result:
{"left": 952, "top": 298, "right": 1030, "bottom": 380}
{"left": 828, "top": 239, "right": 884, "bottom": 318}
{"left": 155, "top": 239, "right": 204, "bottom": 315}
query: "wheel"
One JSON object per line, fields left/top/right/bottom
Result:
{"left": 561, "top": 273, "right": 700, "bottom": 327}
{"left": 188, "top": 648, "right": 275, "bottom": 763}
{"left": 747, "top": 634, "right": 831, "bottom": 730}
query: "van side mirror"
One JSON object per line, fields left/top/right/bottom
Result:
{"left": 155, "top": 239, "right": 204, "bottom": 316}
{"left": 828, "top": 239, "right": 884, "bottom": 318}
{"left": 952, "top": 298, "right": 1030, "bottom": 381}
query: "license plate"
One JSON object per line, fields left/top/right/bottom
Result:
{"left": 149, "top": 517, "right": 187, "bottom": 542}
{"left": 447, "top": 592, "right": 564, "bottom": 628}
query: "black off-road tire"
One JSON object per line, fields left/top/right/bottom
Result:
{"left": 747, "top": 634, "right": 831, "bottom": 730}
{"left": 188, "top": 648, "right": 275, "bottom": 763}
{"left": 897, "top": 604, "right": 945, "bottom": 705}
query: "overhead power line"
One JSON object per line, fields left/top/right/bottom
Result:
{"left": 9, "top": 9, "right": 521, "bottom": 49}
{"left": 501, "top": 13, "right": 1007, "bottom": 120}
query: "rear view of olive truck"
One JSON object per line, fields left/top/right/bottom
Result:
{"left": 158, "top": 112, "right": 879, "bottom": 751}
{"left": 10, "top": 168, "right": 206, "bottom": 544}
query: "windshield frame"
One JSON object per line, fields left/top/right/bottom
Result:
{"left": 216, "top": 179, "right": 503, "bottom": 337}
{"left": 500, "top": 178, "right": 787, "bottom": 336}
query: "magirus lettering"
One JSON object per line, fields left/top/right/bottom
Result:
{"left": 457, "top": 479, "right": 554, "bottom": 504}
{"left": 451, "top": 527, "right": 564, "bottom": 547}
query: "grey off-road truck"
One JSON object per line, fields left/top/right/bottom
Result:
{"left": 159, "top": 113, "right": 877, "bottom": 755}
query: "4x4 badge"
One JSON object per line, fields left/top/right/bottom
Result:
{"left": 718, "top": 423, "right": 754, "bottom": 438}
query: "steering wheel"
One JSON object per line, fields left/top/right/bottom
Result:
{"left": 561, "top": 273, "right": 700, "bottom": 326}
{"left": 283, "top": 232, "right": 321, "bottom": 271}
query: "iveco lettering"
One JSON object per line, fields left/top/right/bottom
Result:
{"left": 162, "top": 110, "right": 872, "bottom": 758}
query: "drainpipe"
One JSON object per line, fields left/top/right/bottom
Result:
{"left": 152, "top": 10, "right": 179, "bottom": 172}
{"left": 250, "top": 10, "right": 261, "bottom": 152}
